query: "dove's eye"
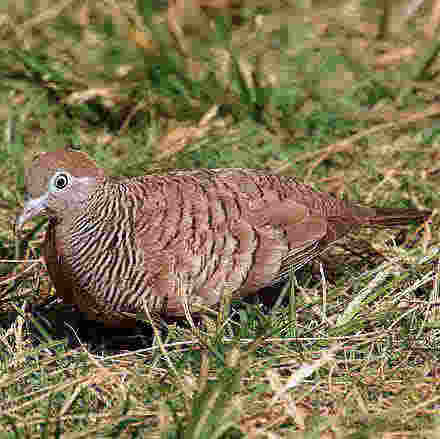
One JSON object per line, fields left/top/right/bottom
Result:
{"left": 50, "top": 172, "right": 71, "bottom": 191}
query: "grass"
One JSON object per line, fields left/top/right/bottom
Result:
{"left": 0, "top": 0, "right": 439, "bottom": 437}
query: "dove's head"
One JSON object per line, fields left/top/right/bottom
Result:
{"left": 17, "top": 148, "right": 106, "bottom": 229}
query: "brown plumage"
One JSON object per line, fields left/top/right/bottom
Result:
{"left": 16, "top": 148, "right": 431, "bottom": 327}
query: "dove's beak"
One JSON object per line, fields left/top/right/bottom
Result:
{"left": 16, "top": 193, "right": 48, "bottom": 231}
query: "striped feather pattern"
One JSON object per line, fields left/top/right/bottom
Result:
{"left": 19, "top": 149, "right": 431, "bottom": 327}
{"left": 56, "top": 170, "right": 362, "bottom": 319}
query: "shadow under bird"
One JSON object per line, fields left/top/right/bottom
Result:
{"left": 16, "top": 148, "right": 431, "bottom": 327}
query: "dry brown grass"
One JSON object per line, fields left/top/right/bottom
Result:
{"left": 0, "top": 0, "right": 439, "bottom": 437}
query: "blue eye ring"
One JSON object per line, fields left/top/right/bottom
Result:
{"left": 50, "top": 171, "right": 71, "bottom": 191}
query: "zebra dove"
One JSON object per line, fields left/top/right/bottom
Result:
{"left": 16, "top": 148, "right": 431, "bottom": 327}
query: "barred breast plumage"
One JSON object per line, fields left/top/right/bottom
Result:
{"left": 16, "top": 148, "right": 431, "bottom": 327}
